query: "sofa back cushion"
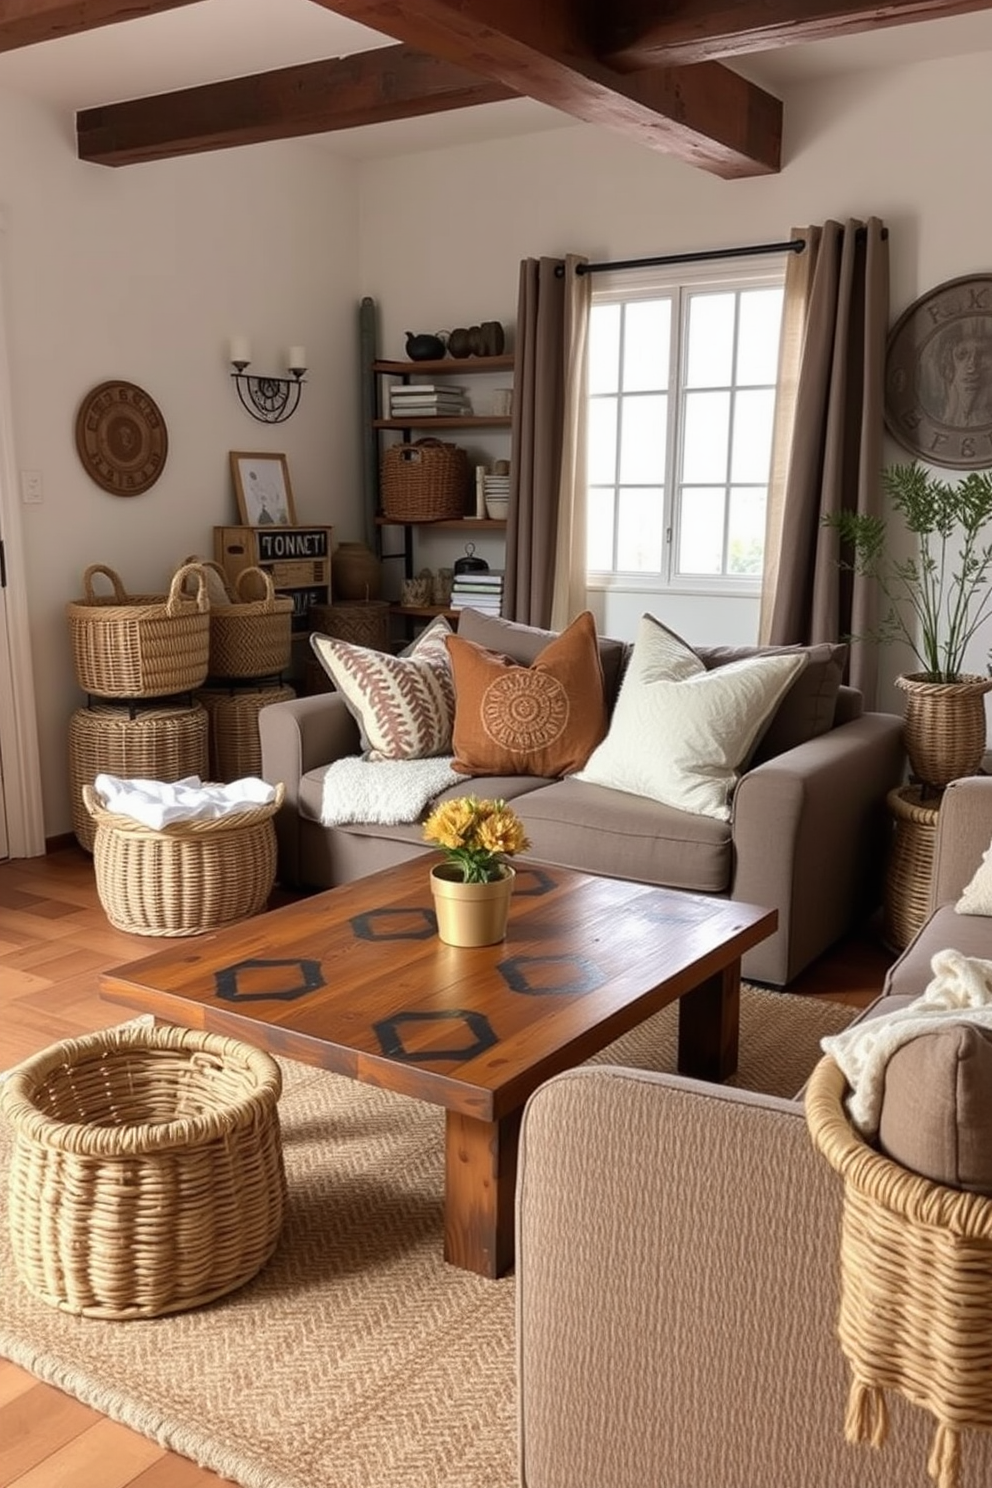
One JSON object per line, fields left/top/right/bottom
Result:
{"left": 455, "top": 609, "right": 628, "bottom": 710}
{"left": 878, "top": 1024, "right": 992, "bottom": 1193}
{"left": 695, "top": 642, "right": 848, "bottom": 763}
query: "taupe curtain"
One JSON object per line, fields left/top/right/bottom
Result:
{"left": 504, "top": 255, "right": 588, "bottom": 628}
{"left": 760, "top": 219, "right": 889, "bottom": 705}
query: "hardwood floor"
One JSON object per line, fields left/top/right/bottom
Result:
{"left": 0, "top": 844, "right": 897, "bottom": 1487}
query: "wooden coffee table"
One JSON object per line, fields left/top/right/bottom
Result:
{"left": 100, "top": 859, "right": 776, "bottom": 1278}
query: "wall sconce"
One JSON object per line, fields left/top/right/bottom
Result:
{"left": 229, "top": 338, "right": 307, "bottom": 424}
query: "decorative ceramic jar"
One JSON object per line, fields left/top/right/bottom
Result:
{"left": 331, "top": 542, "right": 382, "bottom": 602}
{"left": 429, "top": 864, "right": 515, "bottom": 947}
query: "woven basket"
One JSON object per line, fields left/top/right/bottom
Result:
{"left": 196, "top": 684, "right": 296, "bottom": 781}
{"left": 896, "top": 673, "right": 992, "bottom": 791}
{"left": 806, "top": 1055, "right": 992, "bottom": 1488}
{"left": 67, "top": 562, "right": 211, "bottom": 699}
{"left": 380, "top": 437, "right": 469, "bottom": 521}
{"left": 309, "top": 600, "right": 391, "bottom": 651}
{"left": 189, "top": 558, "right": 293, "bottom": 679}
{"left": 68, "top": 702, "right": 209, "bottom": 852}
{"left": 1, "top": 1022, "right": 285, "bottom": 1319}
{"left": 82, "top": 781, "right": 284, "bottom": 936}
{"left": 882, "top": 785, "right": 942, "bottom": 952}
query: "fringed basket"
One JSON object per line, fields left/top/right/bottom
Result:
{"left": 196, "top": 683, "right": 296, "bottom": 781}
{"left": 896, "top": 673, "right": 992, "bottom": 791}
{"left": 882, "top": 785, "right": 942, "bottom": 952}
{"left": 806, "top": 1055, "right": 992, "bottom": 1488}
{"left": 1, "top": 1022, "right": 285, "bottom": 1319}
{"left": 189, "top": 558, "right": 293, "bottom": 679}
{"left": 67, "top": 562, "right": 211, "bottom": 699}
{"left": 380, "top": 437, "right": 469, "bottom": 521}
{"left": 82, "top": 781, "right": 284, "bottom": 936}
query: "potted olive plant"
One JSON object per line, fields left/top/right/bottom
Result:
{"left": 824, "top": 461, "right": 992, "bottom": 791}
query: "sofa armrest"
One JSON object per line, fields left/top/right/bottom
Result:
{"left": 516, "top": 1065, "right": 957, "bottom": 1488}
{"left": 930, "top": 774, "right": 992, "bottom": 908}
{"left": 258, "top": 692, "right": 361, "bottom": 885}
{"left": 732, "top": 711, "right": 905, "bottom": 984}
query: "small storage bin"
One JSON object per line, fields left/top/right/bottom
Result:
{"left": 196, "top": 683, "right": 296, "bottom": 781}
{"left": 309, "top": 600, "right": 391, "bottom": 651}
{"left": 66, "top": 562, "right": 211, "bottom": 699}
{"left": 1, "top": 1022, "right": 285, "bottom": 1319}
{"left": 82, "top": 781, "right": 284, "bottom": 936}
{"left": 380, "top": 437, "right": 469, "bottom": 521}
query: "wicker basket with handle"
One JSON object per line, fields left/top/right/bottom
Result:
{"left": 66, "top": 562, "right": 211, "bottom": 698}
{"left": 188, "top": 558, "right": 294, "bottom": 679}
{"left": 380, "top": 437, "right": 469, "bottom": 521}
{"left": 1, "top": 1022, "right": 285, "bottom": 1319}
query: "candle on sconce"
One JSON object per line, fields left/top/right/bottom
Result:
{"left": 287, "top": 346, "right": 307, "bottom": 371}
{"left": 229, "top": 336, "right": 251, "bottom": 366}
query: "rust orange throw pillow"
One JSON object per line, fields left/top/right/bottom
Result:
{"left": 445, "top": 611, "right": 608, "bottom": 776}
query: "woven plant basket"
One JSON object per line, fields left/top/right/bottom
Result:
{"left": 196, "top": 683, "right": 296, "bottom": 781}
{"left": 1, "top": 1022, "right": 285, "bottom": 1320}
{"left": 380, "top": 437, "right": 469, "bottom": 521}
{"left": 68, "top": 702, "right": 209, "bottom": 853}
{"left": 188, "top": 558, "right": 293, "bottom": 679}
{"left": 896, "top": 673, "right": 992, "bottom": 791}
{"left": 66, "top": 562, "right": 211, "bottom": 699}
{"left": 882, "top": 785, "right": 942, "bottom": 952}
{"left": 82, "top": 781, "right": 284, "bottom": 936}
{"left": 309, "top": 600, "right": 391, "bottom": 651}
{"left": 806, "top": 1055, "right": 992, "bottom": 1488}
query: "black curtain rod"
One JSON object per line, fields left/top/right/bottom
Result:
{"left": 557, "top": 238, "right": 805, "bottom": 278}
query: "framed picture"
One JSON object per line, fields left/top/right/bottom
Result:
{"left": 230, "top": 451, "right": 297, "bottom": 527}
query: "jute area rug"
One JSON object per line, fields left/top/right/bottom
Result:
{"left": 0, "top": 987, "right": 855, "bottom": 1488}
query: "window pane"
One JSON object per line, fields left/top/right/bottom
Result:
{"left": 682, "top": 390, "right": 729, "bottom": 482}
{"left": 736, "top": 287, "right": 784, "bottom": 384}
{"left": 589, "top": 304, "right": 621, "bottom": 394}
{"left": 686, "top": 293, "right": 735, "bottom": 387}
{"left": 587, "top": 487, "right": 615, "bottom": 571}
{"left": 731, "top": 388, "right": 776, "bottom": 482}
{"left": 728, "top": 487, "right": 766, "bottom": 575}
{"left": 588, "top": 396, "right": 618, "bottom": 483}
{"left": 622, "top": 299, "right": 671, "bottom": 392}
{"left": 618, "top": 393, "right": 667, "bottom": 483}
{"left": 678, "top": 487, "right": 724, "bottom": 575}
{"left": 616, "top": 487, "right": 664, "bottom": 572}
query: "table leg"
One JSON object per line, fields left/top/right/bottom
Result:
{"left": 677, "top": 962, "right": 740, "bottom": 1081}
{"left": 443, "top": 1109, "right": 521, "bottom": 1278}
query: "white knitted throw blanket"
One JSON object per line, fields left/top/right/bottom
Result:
{"left": 820, "top": 947, "right": 992, "bottom": 1137}
{"left": 319, "top": 755, "right": 462, "bottom": 827}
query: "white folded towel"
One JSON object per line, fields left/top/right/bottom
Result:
{"left": 93, "top": 773, "right": 276, "bottom": 830}
{"left": 820, "top": 947, "right": 992, "bottom": 1137}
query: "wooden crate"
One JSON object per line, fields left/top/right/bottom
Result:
{"left": 214, "top": 526, "right": 332, "bottom": 632}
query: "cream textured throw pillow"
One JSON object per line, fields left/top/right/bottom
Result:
{"left": 575, "top": 614, "right": 806, "bottom": 820}
{"left": 310, "top": 615, "right": 455, "bottom": 760}
{"left": 956, "top": 841, "right": 992, "bottom": 914}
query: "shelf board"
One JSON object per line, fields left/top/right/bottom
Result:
{"left": 376, "top": 516, "right": 505, "bottom": 530}
{"left": 373, "top": 416, "right": 511, "bottom": 430}
{"left": 390, "top": 604, "right": 457, "bottom": 619}
{"left": 374, "top": 355, "right": 514, "bottom": 376}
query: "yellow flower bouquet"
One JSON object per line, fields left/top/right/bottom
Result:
{"left": 422, "top": 796, "right": 530, "bottom": 883}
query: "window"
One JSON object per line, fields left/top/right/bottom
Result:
{"left": 586, "top": 262, "right": 785, "bottom": 591}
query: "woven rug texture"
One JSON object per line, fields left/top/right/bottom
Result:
{"left": 0, "top": 986, "right": 855, "bottom": 1488}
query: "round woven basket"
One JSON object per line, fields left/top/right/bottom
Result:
{"left": 805, "top": 1055, "right": 992, "bottom": 1488}
{"left": 380, "top": 437, "right": 469, "bottom": 521}
{"left": 1, "top": 1022, "right": 285, "bottom": 1319}
{"left": 882, "top": 785, "right": 942, "bottom": 952}
{"left": 191, "top": 560, "right": 293, "bottom": 679}
{"left": 896, "top": 673, "right": 992, "bottom": 790}
{"left": 66, "top": 562, "right": 211, "bottom": 699}
{"left": 82, "top": 781, "right": 284, "bottom": 936}
{"left": 196, "top": 684, "right": 296, "bottom": 781}
{"left": 309, "top": 600, "right": 391, "bottom": 651}
{"left": 68, "top": 702, "right": 209, "bottom": 852}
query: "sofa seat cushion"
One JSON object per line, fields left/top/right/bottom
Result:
{"left": 883, "top": 904, "right": 992, "bottom": 1000}
{"left": 511, "top": 778, "right": 732, "bottom": 894}
{"left": 297, "top": 765, "right": 553, "bottom": 843}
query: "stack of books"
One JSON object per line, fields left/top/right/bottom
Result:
{"left": 389, "top": 384, "right": 470, "bottom": 418}
{"left": 450, "top": 569, "right": 504, "bottom": 614}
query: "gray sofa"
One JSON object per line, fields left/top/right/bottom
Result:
{"left": 259, "top": 610, "right": 905, "bottom": 986}
{"left": 514, "top": 773, "right": 992, "bottom": 1488}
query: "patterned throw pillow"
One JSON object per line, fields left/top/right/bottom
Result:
{"left": 444, "top": 610, "right": 608, "bottom": 777}
{"left": 309, "top": 615, "right": 455, "bottom": 760}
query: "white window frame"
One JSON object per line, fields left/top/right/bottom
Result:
{"left": 586, "top": 256, "right": 787, "bottom": 600}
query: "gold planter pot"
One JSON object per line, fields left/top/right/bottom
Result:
{"left": 896, "top": 672, "right": 992, "bottom": 790}
{"left": 429, "top": 864, "right": 515, "bottom": 947}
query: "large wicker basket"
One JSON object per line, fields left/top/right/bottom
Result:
{"left": 196, "top": 683, "right": 296, "bottom": 781}
{"left": 882, "top": 784, "right": 942, "bottom": 952}
{"left": 806, "top": 1055, "right": 992, "bottom": 1488}
{"left": 896, "top": 672, "right": 992, "bottom": 791}
{"left": 1, "top": 1022, "right": 285, "bottom": 1319}
{"left": 67, "top": 562, "right": 211, "bottom": 699}
{"left": 83, "top": 781, "right": 284, "bottom": 936}
{"left": 190, "top": 559, "right": 294, "bottom": 679}
{"left": 380, "top": 437, "right": 469, "bottom": 521}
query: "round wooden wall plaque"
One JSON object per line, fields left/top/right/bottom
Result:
{"left": 74, "top": 380, "right": 168, "bottom": 496}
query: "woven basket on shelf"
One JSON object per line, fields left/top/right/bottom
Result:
{"left": 882, "top": 784, "right": 942, "bottom": 952}
{"left": 309, "top": 600, "right": 391, "bottom": 651}
{"left": 66, "top": 562, "right": 211, "bottom": 698}
{"left": 82, "top": 781, "right": 284, "bottom": 936}
{"left": 188, "top": 558, "right": 293, "bottom": 679}
{"left": 1, "top": 1022, "right": 285, "bottom": 1320}
{"left": 380, "top": 437, "right": 469, "bottom": 521}
{"left": 196, "top": 683, "right": 296, "bottom": 781}
{"left": 806, "top": 1055, "right": 992, "bottom": 1488}
{"left": 896, "top": 672, "right": 992, "bottom": 790}
{"left": 68, "top": 701, "right": 209, "bottom": 853}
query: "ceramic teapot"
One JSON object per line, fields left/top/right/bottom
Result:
{"left": 405, "top": 332, "right": 446, "bottom": 361}
{"left": 454, "top": 541, "right": 489, "bottom": 576}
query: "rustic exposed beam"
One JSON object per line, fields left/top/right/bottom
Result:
{"left": 308, "top": 0, "right": 782, "bottom": 178}
{"left": 597, "top": 0, "right": 992, "bottom": 70}
{"left": 76, "top": 45, "right": 518, "bottom": 166}
{"left": 0, "top": 0, "right": 201, "bottom": 53}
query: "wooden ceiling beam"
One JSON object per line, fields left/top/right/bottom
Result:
{"left": 76, "top": 45, "right": 518, "bottom": 166}
{"left": 0, "top": 0, "right": 202, "bottom": 54}
{"left": 306, "top": 0, "right": 782, "bottom": 177}
{"left": 597, "top": 0, "right": 992, "bottom": 70}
